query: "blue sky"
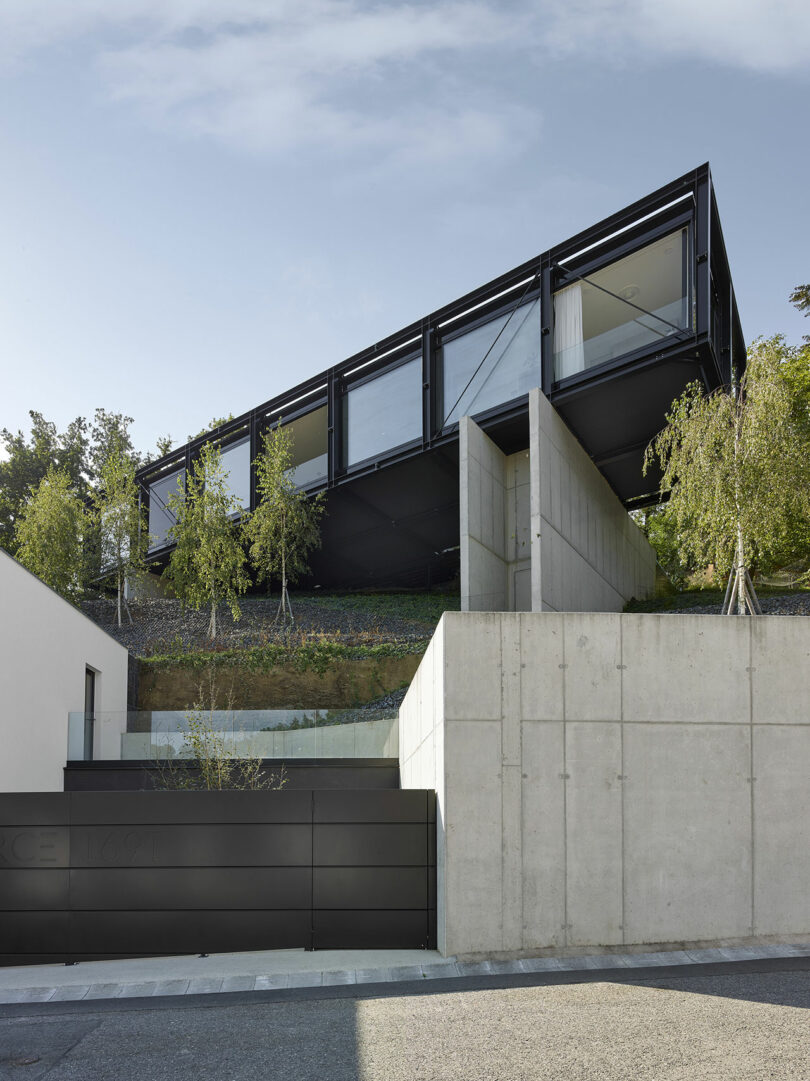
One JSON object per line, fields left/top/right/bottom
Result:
{"left": 1, "top": 0, "right": 808, "bottom": 459}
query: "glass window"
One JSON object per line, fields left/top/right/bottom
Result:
{"left": 283, "top": 405, "right": 328, "bottom": 488}
{"left": 553, "top": 227, "right": 690, "bottom": 381}
{"left": 220, "top": 437, "right": 251, "bottom": 511}
{"left": 343, "top": 357, "right": 422, "bottom": 467}
{"left": 148, "top": 468, "right": 184, "bottom": 549}
{"left": 440, "top": 299, "right": 541, "bottom": 428}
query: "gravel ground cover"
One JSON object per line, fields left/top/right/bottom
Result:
{"left": 82, "top": 593, "right": 459, "bottom": 658}
{"left": 626, "top": 589, "right": 810, "bottom": 616}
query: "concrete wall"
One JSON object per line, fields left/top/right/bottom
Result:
{"left": 399, "top": 611, "right": 810, "bottom": 958}
{"left": 459, "top": 390, "right": 655, "bottom": 613}
{"left": 0, "top": 550, "right": 129, "bottom": 792}
{"left": 529, "top": 388, "right": 655, "bottom": 612}
{"left": 459, "top": 418, "right": 531, "bottom": 612}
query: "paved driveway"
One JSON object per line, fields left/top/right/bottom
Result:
{"left": 1, "top": 969, "right": 808, "bottom": 1080}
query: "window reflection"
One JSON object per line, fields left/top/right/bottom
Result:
{"left": 343, "top": 357, "right": 422, "bottom": 467}
{"left": 282, "top": 405, "right": 328, "bottom": 488}
{"left": 440, "top": 299, "right": 541, "bottom": 427}
{"left": 220, "top": 437, "right": 251, "bottom": 511}
{"left": 553, "top": 228, "right": 690, "bottom": 381}
{"left": 148, "top": 468, "right": 184, "bottom": 550}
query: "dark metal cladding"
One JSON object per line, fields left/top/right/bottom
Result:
{"left": 135, "top": 164, "right": 744, "bottom": 590}
{"left": 0, "top": 789, "right": 436, "bottom": 964}
{"left": 63, "top": 760, "right": 401, "bottom": 791}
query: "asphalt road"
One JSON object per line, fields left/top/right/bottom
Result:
{"left": 1, "top": 969, "right": 808, "bottom": 1081}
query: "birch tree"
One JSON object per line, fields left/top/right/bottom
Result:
{"left": 245, "top": 424, "right": 324, "bottom": 622}
{"left": 164, "top": 442, "right": 249, "bottom": 638}
{"left": 14, "top": 466, "right": 88, "bottom": 602}
{"left": 644, "top": 336, "right": 810, "bottom": 613}
{"left": 95, "top": 448, "right": 145, "bottom": 626}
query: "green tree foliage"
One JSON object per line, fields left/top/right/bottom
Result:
{"left": 0, "top": 412, "right": 88, "bottom": 553}
{"left": 187, "top": 415, "right": 235, "bottom": 442}
{"left": 88, "top": 408, "right": 139, "bottom": 480}
{"left": 14, "top": 467, "right": 89, "bottom": 602}
{"left": 164, "top": 442, "right": 249, "bottom": 639}
{"left": 631, "top": 506, "right": 694, "bottom": 590}
{"left": 644, "top": 336, "right": 810, "bottom": 610}
{"left": 245, "top": 423, "right": 325, "bottom": 622}
{"left": 94, "top": 447, "right": 147, "bottom": 626}
{"left": 790, "top": 283, "right": 810, "bottom": 342}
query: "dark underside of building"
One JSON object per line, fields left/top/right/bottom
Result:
{"left": 137, "top": 163, "right": 744, "bottom": 590}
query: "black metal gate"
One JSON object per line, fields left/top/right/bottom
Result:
{"left": 0, "top": 789, "right": 436, "bottom": 965}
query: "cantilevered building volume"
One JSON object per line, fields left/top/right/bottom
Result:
{"left": 136, "top": 164, "right": 743, "bottom": 608}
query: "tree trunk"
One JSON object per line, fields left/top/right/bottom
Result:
{"left": 736, "top": 525, "right": 746, "bottom": 616}
{"left": 116, "top": 571, "right": 122, "bottom": 627}
{"left": 208, "top": 601, "right": 217, "bottom": 640}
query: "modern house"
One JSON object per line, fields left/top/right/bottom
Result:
{"left": 136, "top": 163, "right": 743, "bottom": 604}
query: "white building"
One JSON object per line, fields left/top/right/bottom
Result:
{"left": 0, "top": 548, "right": 129, "bottom": 792}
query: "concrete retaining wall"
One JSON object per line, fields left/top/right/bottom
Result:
{"left": 399, "top": 611, "right": 810, "bottom": 958}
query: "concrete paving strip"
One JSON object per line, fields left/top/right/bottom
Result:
{"left": 1, "top": 944, "right": 808, "bottom": 1005}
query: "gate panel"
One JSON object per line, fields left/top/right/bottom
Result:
{"left": 0, "top": 789, "right": 436, "bottom": 964}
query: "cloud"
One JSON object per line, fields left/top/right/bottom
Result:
{"left": 542, "top": 0, "right": 810, "bottom": 74}
{"left": 0, "top": 0, "right": 807, "bottom": 165}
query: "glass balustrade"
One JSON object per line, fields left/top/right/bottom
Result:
{"left": 67, "top": 707, "right": 399, "bottom": 762}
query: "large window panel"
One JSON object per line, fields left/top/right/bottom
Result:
{"left": 148, "top": 468, "right": 184, "bottom": 550}
{"left": 283, "top": 406, "right": 328, "bottom": 488}
{"left": 440, "top": 299, "right": 541, "bottom": 427}
{"left": 553, "top": 227, "right": 690, "bottom": 381}
{"left": 343, "top": 357, "right": 422, "bottom": 467}
{"left": 220, "top": 437, "right": 251, "bottom": 511}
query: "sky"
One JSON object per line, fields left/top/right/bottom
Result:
{"left": 1, "top": 0, "right": 809, "bottom": 460}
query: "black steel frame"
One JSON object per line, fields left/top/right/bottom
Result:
{"left": 137, "top": 163, "right": 743, "bottom": 558}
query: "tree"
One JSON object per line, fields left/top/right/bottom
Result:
{"left": 14, "top": 466, "right": 89, "bottom": 602}
{"left": 164, "top": 441, "right": 249, "bottom": 639}
{"left": 142, "top": 434, "right": 174, "bottom": 466}
{"left": 94, "top": 446, "right": 146, "bottom": 626}
{"left": 245, "top": 423, "right": 325, "bottom": 622}
{"left": 790, "top": 283, "right": 810, "bottom": 342}
{"left": 0, "top": 411, "right": 88, "bottom": 553}
{"left": 644, "top": 336, "right": 810, "bottom": 613}
{"left": 154, "top": 674, "right": 286, "bottom": 791}
{"left": 88, "top": 408, "right": 139, "bottom": 480}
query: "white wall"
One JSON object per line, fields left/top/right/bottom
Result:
{"left": 400, "top": 611, "right": 810, "bottom": 958}
{"left": 0, "top": 550, "right": 129, "bottom": 792}
{"left": 529, "top": 388, "right": 655, "bottom": 612}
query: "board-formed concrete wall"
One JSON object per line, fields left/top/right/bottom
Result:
{"left": 0, "top": 550, "right": 129, "bottom": 792}
{"left": 459, "top": 418, "right": 531, "bottom": 612}
{"left": 399, "top": 611, "right": 810, "bottom": 958}
{"left": 459, "top": 390, "right": 655, "bottom": 614}
{"left": 529, "top": 389, "right": 655, "bottom": 612}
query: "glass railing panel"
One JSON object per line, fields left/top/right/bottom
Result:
{"left": 440, "top": 299, "right": 541, "bottom": 427}
{"left": 67, "top": 709, "right": 399, "bottom": 762}
{"left": 343, "top": 356, "right": 422, "bottom": 467}
{"left": 220, "top": 437, "right": 251, "bottom": 511}
{"left": 287, "top": 453, "right": 328, "bottom": 489}
{"left": 148, "top": 467, "right": 184, "bottom": 550}
{"left": 553, "top": 227, "right": 690, "bottom": 381}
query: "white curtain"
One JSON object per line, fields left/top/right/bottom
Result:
{"left": 553, "top": 283, "right": 584, "bottom": 379}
